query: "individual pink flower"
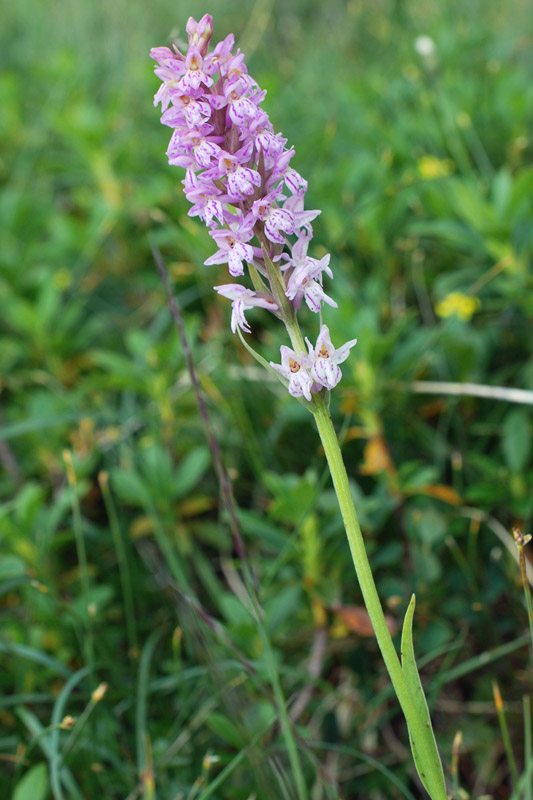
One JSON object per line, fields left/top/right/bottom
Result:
{"left": 180, "top": 127, "right": 222, "bottom": 168}
{"left": 152, "top": 59, "right": 186, "bottom": 112}
{"left": 284, "top": 232, "right": 337, "bottom": 313}
{"left": 208, "top": 33, "right": 236, "bottom": 73}
{"left": 218, "top": 153, "right": 261, "bottom": 200}
{"left": 271, "top": 147, "right": 307, "bottom": 194}
{"left": 224, "top": 51, "right": 249, "bottom": 82}
{"left": 211, "top": 149, "right": 262, "bottom": 200}
{"left": 183, "top": 172, "right": 225, "bottom": 227}
{"left": 179, "top": 46, "right": 215, "bottom": 91}
{"left": 166, "top": 132, "right": 197, "bottom": 170}
{"left": 214, "top": 284, "right": 278, "bottom": 333}
{"left": 306, "top": 325, "right": 357, "bottom": 390}
{"left": 204, "top": 217, "right": 257, "bottom": 276}
{"left": 282, "top": 192, "right": 321, "bottom": 235}
{"left": 220, "top": 77, "right": 263, "bottom": 126}
{"left": 270, "top": 346, "right": 313, "bottom": 401}
{"left": 243, "top": 113, "right": 285, "bottom": 166}
{"left": 286, "top": 263, "right": 337, "bottom": 313}
{"left": 251, "top": 193, "right": 295, "bottom": 244}
{"left": 161, "top": 93, "right": 212, "bottom": 129}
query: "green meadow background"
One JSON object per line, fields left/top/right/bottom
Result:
{"left": 1, "top": 0, "right": 533, "bottom": 797}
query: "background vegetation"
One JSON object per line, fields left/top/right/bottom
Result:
{"left": 1, "top": 0, "right": 532, "bottom": 797}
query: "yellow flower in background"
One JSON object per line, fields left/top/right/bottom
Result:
{"left": 53, "top": 269, "right": 73, "bottom": 290}
{"left": 435, "top": 292, "right": 481, "bottom": 322}
{"left": 417, "top": 154, "right": 455, "bottom": 179}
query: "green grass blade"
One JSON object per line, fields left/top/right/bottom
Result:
{"left": 99, "top": 470, "right": 139, "bottom": 654}
{"left": 306, "top": 742, "right": 418, "bottom": 800}
{"left": 49, "top": 666, "right": 92, "bottom": 800}
{"left": 0, "top": 413, "right": 95, "bottom": 441}
{"left": 431, "top": 634, "right": 530, "bottom": 691}
{"left": 63, "top": 450, "right": 94, "bottom": 673}
{"left": 0, "top": 641, "right": 72, "bottom": 678}
{"left": 15, "top": 707, "right": 84, "bottom": 800}
{"left": 524, "top": 694, "right": 532, "bottom": 800}
{"left": 136, "top": 629, "right": 163, "bottom": 799}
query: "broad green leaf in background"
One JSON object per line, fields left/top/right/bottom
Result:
{"left": 110, "top": 468, "right": 152, "bottom": 508}
{"left": 502, "top": 408, "right": 532, "bottom": 473}
{"left": 0, "top": 554, "right": 26, "bottom": 581}
{"left": 205, "top": 712, "right": 244, "bottom": 749}
{"left": 13, "top": 763, "right": 49, "bottom": 800}
{"left": 173, "top": 446, "right": 211, "bottom": 498}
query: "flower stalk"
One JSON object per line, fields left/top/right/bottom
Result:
{"left": 311, "top": 395, "right": 447, "bottom": 799}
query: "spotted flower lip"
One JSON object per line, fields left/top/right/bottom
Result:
{"left": 183, "top": 171, "right": 225, "bottom": 227}
{"left": 179, "top": 46, "right": 215, "bottom": 91}
{"left": 221, "top": 77, "right": 263, "bottom": 125}
{"left": 251, "top": 192, "right": 295, "bottom": 244}
{"left": 161, "top": 95, "right": 211, "bottom": 128}
{"left": 212, "top": 151, "right": 262, "bottom": 200}
{"left": 270, "top": 346, "right": 314, "bottom": 401}
{"left": 306, "top": 325, "right": 357, "bottom": 390}
{"left": 285, "top": 261, "right": 337, "bottom": 313}
{"left": 178, "top": 127, "right": 222, "bottom": 169}
{"left": 246, "top": 113, "right": 286, "bottom": 163}
{"left": 204, "top": 218, "right": 256, "bottom": 276}
{"left": 270, "top": 147, "right": 307, "bottom": 194}
{"left": 283, "top": 231, "right": 336, "bottom": 313}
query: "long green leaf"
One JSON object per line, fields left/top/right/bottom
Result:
{"left": 136, "top": 628, "right": 163, "bottom": 793}
{"left": 0, "top": 641, "right": 72, "bottom": 678}
{"left": 401, "top": 595, "right": 446, "bottom": 796}
{"left": 50, "top": 666, "right": 92, "bottom": 800}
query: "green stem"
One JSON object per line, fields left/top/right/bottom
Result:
{"left": 514, "top": 530, "right": 533, "bottom": 662}
{"left": 99, "top": 471, "right": 139, "bottom": 655}
{"left": 63, "top": 450, "right": 94, "bottom": 674}
{"left": 524, "top": 694, "right": 532, "bottom": 800}
{"left": 311, "top": 396, "right": 447, "bottom": 800}
{"left": 283, "top": 314, "right": 307, "bottom": 356}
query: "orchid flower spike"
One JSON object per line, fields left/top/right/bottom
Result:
{"left": 151, "top": 17, "right": 357, "bottom": 400}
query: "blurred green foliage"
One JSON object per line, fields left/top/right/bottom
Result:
{"left": 1, "top": 0, "right": 532, "bottom": 797}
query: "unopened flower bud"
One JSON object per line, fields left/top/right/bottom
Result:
{"left": 186, "top": 14, "right": 213, "bottom": 57}
{"left": 91, "top": 682, "right": 108, "bottom": 703}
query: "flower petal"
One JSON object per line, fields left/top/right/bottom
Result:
{"left": 333, "top": 338, "right": 358, "bottom": 364}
